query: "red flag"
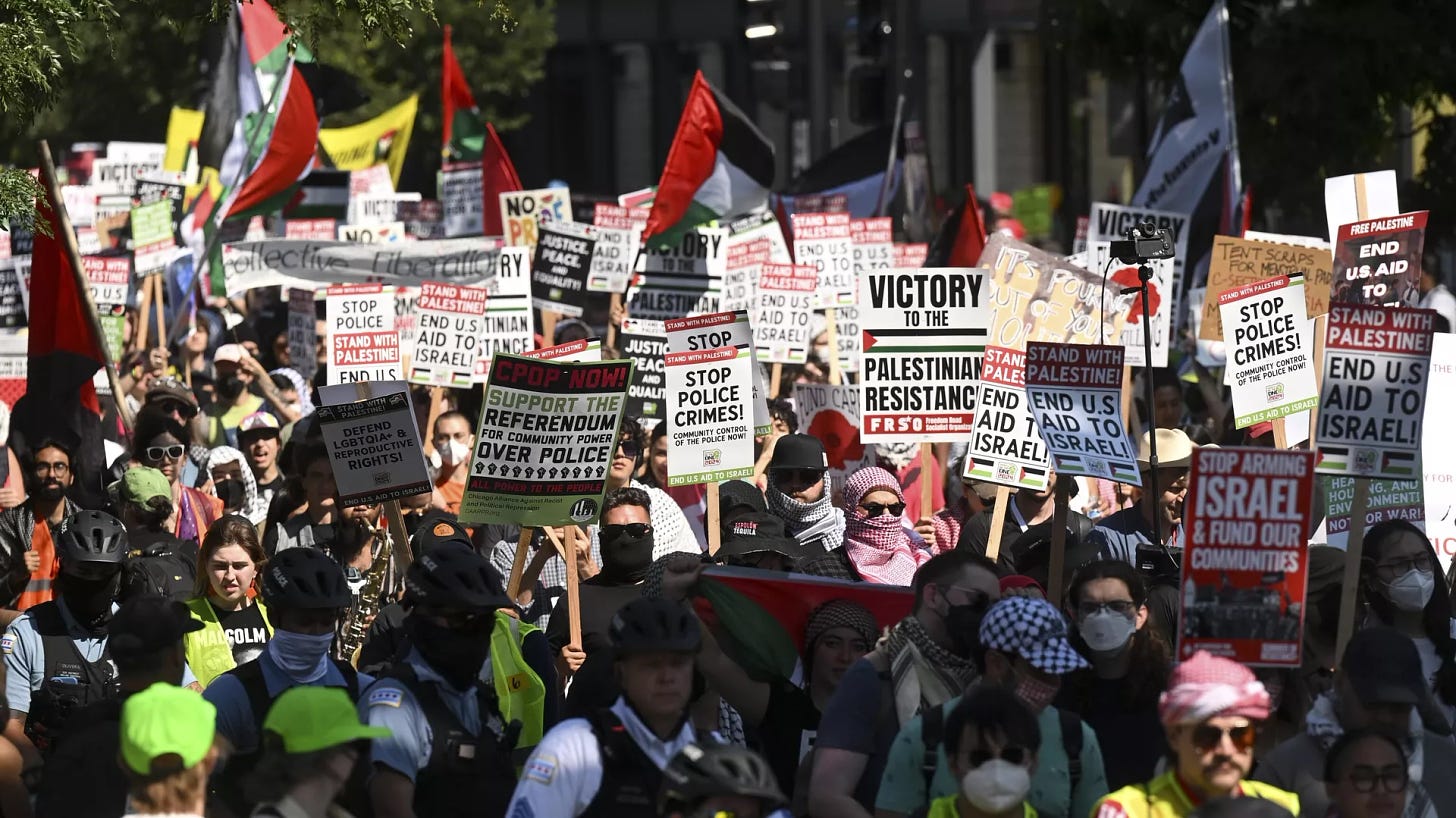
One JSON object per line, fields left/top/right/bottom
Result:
{"left": 482, "top": 122, "right": 523, "bottom": 237}
{"left": 949, "top": 183, "right": 988, "bottom": 267}
{"left": 27, "top": 199, "right": 104, "bottom": 416}
{"left": 442, "top": 26, "right": 522, "bottom": 235}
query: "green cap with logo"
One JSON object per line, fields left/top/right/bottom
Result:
{"left": 120, "top": 682, "right": 217, "bottom": 775}
{"left": 263, "top": 686, "right": 392, "bottom": 754}
{"left": 119, "top": 466, "right": 172, "bottom": 506}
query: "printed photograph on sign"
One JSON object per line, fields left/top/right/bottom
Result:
{"left": 1330, "top": 211, "right": 1428, "bottom": 308}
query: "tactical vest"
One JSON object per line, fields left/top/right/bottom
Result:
{"left": 578, "top": 709, "right": 695, "bottom": 818}
{"left": 24, "top": 602, "right": 117, "bottom": 755}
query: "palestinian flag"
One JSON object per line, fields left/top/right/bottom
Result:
{"left": 642, "top": 71, "right": 775, "bottom": 250}
{"left": 441, "top": 25, "right": 522, "bottom": 236}
{"left": 926, "top": 183, "right": 989, "bottom": 267}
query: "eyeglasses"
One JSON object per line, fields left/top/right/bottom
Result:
{"left": 860, "top": 501, "right": 906, "bottom": 518}
{"left": 1190, "top": 723, "right": 1257, "bottom": 753}
{"left": 965, "top": 746, "right": 1029, "bottom": 768}
{"left": 144, "top": 445, "right": 186, "bottom": 463}
{"left": 772, "top": 467, "right": 825, "bottom": 486}
{"left": 1077, "top": 600, "right": 1137, "bottom": 618}
{"left": 1373, "top": 553, "right": 1433, "bottom": 582}
{"left": 616, "top": 439, "right": 642, "bottom": 458}
{"left": 1343, "top": 765, "right": 1408, "bottom": 794}
{"left": 34, "top": 461, "right": 69, "bottom": 475}
{"left": 603, "top": 522, "right": 652, "bottom": 539}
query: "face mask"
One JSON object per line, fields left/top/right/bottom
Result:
{"left": 599, "top": 527, "right": 655, "bottom": 584}
{"left": 215, "top": 479, "right": 245, "bottom": 513}
{"left": 267, "top": 630, "right": 334, "bottom": 683}
{"left": 218, "top": 374, "right": 247, "bottom": 402}
{"left": 944, "top": 601, "right": 987, "bottom": 660}
{"left": 413, "top": 618, "right": 490, "bottom": 690}
{"left": 1385, "top": 568, "right": 1435, "bottom": 612}
{"left": 1080, "top": 610, "right": 1137, "bottom": 654}
{"left": 440, "top": 439, "right": 472, "bottom": 465}
{"left": 1014, "top": 672, "right": 1060, "bottom": 713}
{"left": 59, "top": 572, "right": 121, "bottom": 633}
{"left": 960, "top": 759, "right": 1032, "bottom": 813}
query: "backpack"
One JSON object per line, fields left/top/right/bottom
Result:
{"left": 120, "top": 539, "right": 197, "bottom": 603}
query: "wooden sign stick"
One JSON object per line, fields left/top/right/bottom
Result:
{"left": 1334, "top": 478, "right": 1372, "bottom": 665}
{"left": 984, "top": 485, "right": 1013, "bottom": 562}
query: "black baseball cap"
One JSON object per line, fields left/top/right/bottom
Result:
{"left": 410, "top": 510, "right": 473, "bottom": 557}
{"left": 108, "top": 596, "right": 205, "bottom": 659}
{"left": 768, "top": 434, "right": 828, "bottom": 472}
{"left": 1343, "top": 626, "right": 1428, "bottom": 706}
{"left": 718, "top": 480, "right": 767, "bottom": 522}
{"left": 717, "top": 513, "right": 805, "bottom": 562}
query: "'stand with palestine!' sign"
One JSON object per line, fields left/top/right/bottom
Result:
{"left": 1024, "top": 343, "right": 1140, "bottom": 484}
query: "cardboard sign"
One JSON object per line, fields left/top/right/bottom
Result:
{"left": 792, "top": 212, "right": 854, "bottom": 308}
{"left": 1218, "top": 275, "right": 1320, "bottom": 428}
{"left": 1200, "top": 236, "right": 1333, "bottom": 341}
{"left": 326, "top": 283, "right": 402, "bottom": 384}
{"left": 965, "top": 346, "right": 1050, "bottom": 491}
{"left": 792, "top": 383, "right": 875, "bottom": 495}
{"left": 1180, "top": 446, "right": 1316, "bottom": 666}
{"left": 666, "top": 311, "right": 770, "bottom": 437}
{"left": 474, "top": 246, "right": 535, "bottom": 379}
{"left": 285, "top": 219, "right": 338, "bottom": 240}
{"left": 316, "top": 389, "right": 431, "bottom": 506}
{"left": 460, "top": 355, "right": 631, "bottom": 526}
{"left": 130, "top": 201, "right": 176, "bottom": 276}
{"left": 530, "top": 221, "right": 595, "bottom": 317}
{"left": 338, "top": 222, "right": 405, "bottom": 244}
{"left": 409, "top": 281, "right": 489, "bottom": 388}
{"left": 753, "top": 263, "right": 817, "bottom": 364}
{"left": 1316, "top": 304, "right": 1435, "bottom": 480}
{"left": 286, "top": 288, "right": 317, "bottom": 381}
{"left": 620, "top": 318, "right": 667, "bottom": 424}
{"left": 628, "top": 227, "right": 727, "bottom": 322}
{"left": 980, "top": 233, "right": 1132, "bottom": 351}
{"left": 588, "top": 203, "right": 648, "bottom": 293}
{"left": 440, "top": 161, "right": 484, "bottom": 238}
{"left": 893, "top": 243, "right": 928, "bottom": 268}
{"left": 1024, "top": 343, "right": 1140, "bottom": 484}
{"left": 859, "top": 268, "right": 991, "bottom": 443}
{"left": 664, "top": 346, "right": 755, "bottom": 486}
{"left": 499, "top": 187, "right": 573, "bottom": 248}
{"left": 222, "top": 238, "right": 502, "bottom": 292}
{"left": 1330, "top": 211, "right": 1428, "bottom": 308}
{"left": 83, "top": 255, "right": 130, "bottom": 306}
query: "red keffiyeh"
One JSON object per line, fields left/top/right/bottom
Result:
{"left": 841, "top": 467, "right": 927, "bottom": 586}
{"left": 1158, "top": 650, "right": 1271, "bottom": 726}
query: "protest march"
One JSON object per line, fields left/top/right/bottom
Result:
{"left": 2, "top": 1, "right": 1456, "bottom": 817}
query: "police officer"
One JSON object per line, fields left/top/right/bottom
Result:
{"left": 362, "top": 540, "right": 554, "bottom": 818}
{"left": 2, "top": 509, "right": 129, "bottom": 769}
{"left": 506, "top": 596, "right": 705, "bottom": 818}
{"left": 205, "top": 546, "right": 366, "bottom": 813}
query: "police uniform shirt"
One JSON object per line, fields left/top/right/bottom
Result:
{"left": 360, "top": 648, "right": 486, "bottom": 782}
{"left": 3, "top": 599, "right": 197, "bottom": 715}
{"left": 504, "top": 695, "right": 700, "bottom": 818}
{"left": 204, "top": 648, "right": 373, "bottom": 756}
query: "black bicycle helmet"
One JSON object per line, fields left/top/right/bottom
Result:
{"left": 658, "top": 742, "right": 787, "bottom": 815}
{"left": 55, "top": 510, "right": 128, "bottom": 569}
{"left": 404, "top": 541, "right": 510, "bottom": 611}
{"left": 609, "top": 597, "right": 701, "bottom": 656}
{"left": 261, "top": 547, "right": 351, "bottom": 610}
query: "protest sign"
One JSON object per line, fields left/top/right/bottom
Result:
{"left": 83, "top": 255, "right": 130, "bottom": 306}
{"left": 287, "top": 288, "right": 317, "bottom": 381}
{"left": 326, "top": 283, "right": 402, "bottom": 384}
{"left": 792, "top": 212, "right": 854, "bottom": 308}
{"left": 337, "top": 222, "right": 405, "bottom": 244}
{"left": 664, "top": 345, "right": 755, "bottom": 486}
{"left": 1316, "top": 304, "right": 1435, "bottom": 480}
{"left": 1218, "top": 274, "right": 1320, "bottom": 428}
{"left": 349, "top": 194, "right": 418, "bottom": 228}
{"left": 134, "top": 175, "right": 187, "bottom": 229}
{"left": 726, "top": 211, "right": 792, "bottom": 263}
{"left": 530, "top": 221, "right": 595, "bottom": 318}
{"left": 588, "top": 203, "right": 648, "bottom": 293}
{"left": 1024, "top": 343, "right": 1140, "bottom": 484}
{"left": 1180, "top": 446, "right": 1316, "bottom": 665}
{"left": 315, "top": 389, "right": 431, "bottom": 506}
{"left": 724, "top": 234, "right": 772, "bottom": 313}
{"left": 1423, "top": 334, "right": 1456, "bottom": 571}
{"left": 409, "top": 281, "right": 488, "bottom": 388}
{"left": 1323, "top": 477, "right": 1423, "bottom": 549}
{"left": 349, "top": 163, "right": 395, "bottom": 197}
{"left": 843, "top": 217, "right": 895, "bottom": 376}
{"left": 62, "top": 186, "right": 95, "bottom": 227}
{"left": 1330, "top": 211, "right": 1428, "bottom": 307}
{"left": 666, "top": 311, "right": 770, "bottom": 437}
{"left": 620, "top": 319, "right": 667, "bottom": 425}
{"left": 474, "top": 246, "right": 534, "bottom": 378}
{"left": 753, "top": 263, "right": 816, "bottom": 364}
{"left": 0, "top": 260, "right": 27, "bottom": 331}
{"left": 965, "top": 346, "right": 1050, "bottom": 491}
{"left": 893, "top": 243, "right": 928, "bottom": 268}
{"left": 1200, "top": 235, "right": 1333, "bottom": 341}
{"left": 628, "top": 227, "right": 727, "bottom": 322}
{"left": 221, "top": 238, "right": 501, "bottom": 292}
{"left": 859, "top": 268, "right": 990, "bottom": 442}
{"left": 440, "top": 161, "right": 484, "bottom": 237}
{"left": 285, "top": 219, "right": 338, "bottom": 240}
{"left": 460, "top": 355, "right": 631, "bottom": 526}
{"left": 1088, "top": 201, "right": 1187, "bottom": 367}
{"left": 1324, "top": 170, "right": 1399, "bottom": 246}
{"left": 391, "top": 286, "right": 419, "bottom": 368}
{"left": 980, "top": 233, "right": 1132, "bottom": 351}
{"left": 130, "top": 201, "right": 176, "bottom": 276}
{"left": 91, "top": 152, "right": 164, "bottom": 195}
{"left": 524, "top": 338, "right": 602, "bottom": 363}
{"left": 500, "top": 187, "right": 573, "bottom": 248}
{"left": 793, "top": 382, "right": 875, "bottom": 494}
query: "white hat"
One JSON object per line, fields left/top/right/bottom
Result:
{"left": 1137, "top": 428, "right": 1193, "bottom": 471}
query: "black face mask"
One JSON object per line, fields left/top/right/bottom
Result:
{"left": 944, "top": 600, "right": 989, "bottom": 660}
{"left": 599, "top": 527, "right": 654, "bottom": 584}
{"left": 59, "top": 571, "right": 122, "bottom": 633}
{"left": 218, "top": 374, "right": 247, "bottom": 402}
{"left": 412, "top": 617, "right": 491, "bottom": 690}
{"left": 215, "top": 479, "right": 245, "bottom": 513}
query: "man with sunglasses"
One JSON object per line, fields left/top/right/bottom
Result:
{"left": 764, "top": 433, "right": 844, "bottom": 555}
{"left": 1254, "top": 626, "right": 1456, "bottom": 818}
{"left": 0, "top": 439, "right": 80, "bottom": 612}
{"left": 1093, "top": 651, "right": 1297, "bottom": 818}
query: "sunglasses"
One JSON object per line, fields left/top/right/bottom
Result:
{"left": 773, "top": 468, "right": 825, "bottom": 485}
{"left": 1190, "top": 723, "right": 1257, "bottom": 753}
{"left": 156, "top": 400, "right": 197, "bottom": 419}
{"left": 616, "top": 439, "right": 642, "bottom": 458}
{"left": 860, "top": 501, "right": 906, "bottom": 518}
{"left": 965, "top": 746, "right": 1029, "bottom": 767}
{"left": 603, "top": 523, "right": 652, "bottom": 539}
{"left": 144, "top": 445, "right": 186, "bottom": 462}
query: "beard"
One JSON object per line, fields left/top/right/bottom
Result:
{"left": 218, "top": 374, "right": 248, "bottom": 402}
{"left": 33, "top": 481, "right": 65, "bottom": 501}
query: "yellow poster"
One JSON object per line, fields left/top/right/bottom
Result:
{"left": 164, "top": 106, "right": 205, "bottom": 176}
{"left": 317, "top": 95, "right": 419, "bottom": 187}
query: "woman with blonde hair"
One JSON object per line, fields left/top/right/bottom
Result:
{"left": 184, "top": 514, "right": 273, "bottom": 687}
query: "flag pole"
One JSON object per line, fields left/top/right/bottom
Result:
{"left": 36, "top": 140, "right": 135, "bottom": 436}
{"left": 873, "top": 94, "right": 906, "bottom": 218}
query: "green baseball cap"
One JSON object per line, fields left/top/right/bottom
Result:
{"left": 120, "top": 683, "right": 217, "bottom": 775}
{"left": 119, "top": 466, "right": 172, "bottom": 505}
{"left": 263, "top": 686, "right": 392, "bottom": 754}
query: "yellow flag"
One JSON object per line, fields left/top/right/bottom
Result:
{"left": 316, "top": 95, "right": 419, "bottom": 187}
{"left": 164, "top": 107, "right": 205, "bottom": 175}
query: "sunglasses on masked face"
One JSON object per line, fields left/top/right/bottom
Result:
{"left": 773, "top": 468, "right": 825, "bottom": 486}
{"left": 860, "top": 501, "right": 906, "bottom": 518}
{"left": 603, "top": 523, "right": 651, "bottom": 539}
{"left": 1190, "top": 723, "right": 1256, "bottom": 753}
{"left": 616, "top": 439, "right": 642, "bottom": 458}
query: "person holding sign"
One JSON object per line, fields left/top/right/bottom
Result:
{"left": 1086, "top": 429, "right": 1194, "bottom": 565}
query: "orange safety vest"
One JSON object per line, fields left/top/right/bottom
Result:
{"left": 17, "top": 519, "right": 58, "bottom": 611}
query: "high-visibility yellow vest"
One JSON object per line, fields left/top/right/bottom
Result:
{"left": 490, "top": 611, "right": 547, "bottom": 751}
{"left": 183, "top": 596, "right": 272, "bottom": 688}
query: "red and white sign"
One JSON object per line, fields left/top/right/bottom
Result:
{"left": 792, "top": 212, "right": 853, "bottom": 308}
{"left": 754, "top": 263, "right": 817, "bottom": 364}
{"left": 409, "top": 281, "right": 488, "bottom": 388}
{"left": 327, "top": 283, "right": 401, "bottom": 384}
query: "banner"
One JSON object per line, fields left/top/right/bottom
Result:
{"left": 474, "top": 246, "right": 535, "bottom": 379}
{"left": 588, "top": 203, "right": 648, "bottom": 294}
{"left": 980, "top": 233, "right": 1132, "bottom": 351}
{"left": 1200, "top": 235, "right": 1332, "bottom": 341}
{"left": 441, "top": 162, "right": 485, "bottom": 238}
{"left": 627, "top": 227, "right": 727, "bottom": 322}
{"left": 792, "top": 212, "right": 854, "bottom": 308}
{"left": 1330, "top": 211, "right": 1428, "bottom": 308}
{"left": 316, "top": 388, "right": 431, "bottom": 506}
{"left": 1315, "top": 304, "right": 1435, "bottom": 480}
{"left": 287, "top": 288, "right": 317, "bottom": 381}
{"left": 664, "top": 345, "right": 755, "bottom": 486}
{"left": 316, "top": 95, "right": 419, "bottom": 186}
{"left": 1025, "top": 343, "right": 1140, "bottom": 484}
{"left": 221, "top": 238, "right": 502, "bottom": 292}
{"left": 409, "top": 281, "right": 488, "bottom": 388}
{"left": 1180, "top": 446, "right": 1316, "bottom": 666}
{"left": 1088, "top": 202, "right": 1187, "bottom": 367}
{"left": 500, "top": 187, "right": 573, "bottom": 248}
{"left": 326, "top": 283, "right": 402, "bottom": 384}
{"left": 1218, "top": 274, "right": 1319, "bottom": 428}
{"left": 666, "top": 311, "right": 770, "bottom": 437}
{"left": 753, "top": 263, "right": 816, "bottom": 364}
{"left": 859, "top": 268, "right": 990, "bottom": 443}
{"left": 460, "top": 355, "right": 631, "bottom": 526}
{"left": 965, "top": 346, "right": 1050, "bottom": 491}
{"left": 620, "top": 318, "right": 667, "bottom": 425}
{"left": 530, "top": 221, "right": 595, "bottom": 318}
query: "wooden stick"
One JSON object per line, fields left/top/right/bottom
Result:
{"left": 422, "top": 386, "right": 445, "bottom": 457}
{"left": 770, "top": 362, "right": 782, "bottom": 399}
{"left": 918, "top": 443, "right": 935, "bottom": 518}
{"left": 36, "top": 140, "right": 133, "bottom": 436}
{"left": 1047, "top": 479, "right": 1071, "bottom": 605}
{"left": 824, "top": 308, "right": 842, "bottom": 386}
{"left": 1334, "top": 478, "right": 1372, "bottom": 665}
{"left": 563, "top": 525, "right": 582, "bottom": 648}
{"left": 1308, "top": 313, "right": 1328, "bottom": 446}
{"left": 506, "top": 526, "right": 532, "bottom": 599}
{"left": 151, "top": 275, "right": 165, "bottom": 350}
{"left": 984, "top": 485, "right": 1012, "bottom": 562}
{"left": 705, "top": 482, "right": 721, "bottom": 555}
{"left": 136, "top": 275, "right": 153, "bottom": 352}
{"left": 1354, "top": 174, "right": 1369, "bottom": 221}
{"left": 1273, "top": 417, "right": 1289, "bottom": 450}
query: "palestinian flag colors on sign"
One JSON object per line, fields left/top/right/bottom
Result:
{"left": 642, "top": 71, "right": 776, "bottom": 251}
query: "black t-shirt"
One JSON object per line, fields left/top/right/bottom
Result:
{"left": 758, "top": 679, "right": 822, "bottom": 795}
{"left": 1056, "top": 674, "right": 1167, "bottom": 790}
{"left": 212, "top": 600, "right": 270, "bottom": 666}
{"left": 256, "top": 474, "right": 284, "bottom": 504}
{"left": 544, "top": 577, "right": 643, "bottom": 656}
